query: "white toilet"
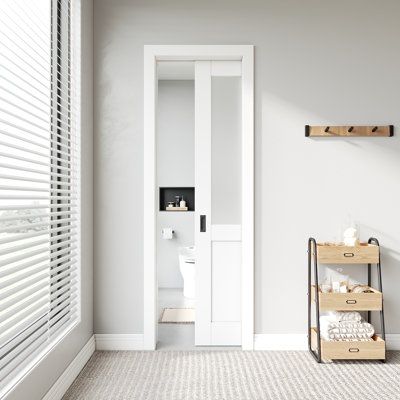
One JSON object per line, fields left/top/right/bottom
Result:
{"left": 179, "top": 246, "right": 195, "bottom": 299}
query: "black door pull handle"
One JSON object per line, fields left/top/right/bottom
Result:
{"left": 200, "top": 215, "right": 206, "bottom": 232}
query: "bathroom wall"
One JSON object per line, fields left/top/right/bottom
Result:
{"left": 157, "top": 80, "right": 195, "bottom": 288}
{"left": 93, "top": 0, "right": 400, "bottom": 335}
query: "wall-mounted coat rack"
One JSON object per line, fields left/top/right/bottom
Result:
{"left": 305, "top": 125, "right": 394, "bottom": 137}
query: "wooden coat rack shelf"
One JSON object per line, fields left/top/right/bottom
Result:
{"left": 305, "top": 125, "right": 394, "bottom": 137}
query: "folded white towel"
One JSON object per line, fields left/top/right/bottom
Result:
{"left": 320, "top": 316, "right": 374, "bottom": 341}
{"left": 327, "top": 311, "right": 362, "bottom": 323}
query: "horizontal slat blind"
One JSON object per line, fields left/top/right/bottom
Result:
{"left": 0, "top": 0, "right": 80, "bottom": 391}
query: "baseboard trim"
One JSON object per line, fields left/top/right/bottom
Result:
{"left": 42, "top": 335, "right": 95, "bottom": 400}
{"left": 254, "top": 334, "right": 308, "bottom": 350}
{"left": 386, "top": 334, "right": 400, "bottom": 350}
{"left": 95, "top": 334, "right": 144, "bottom": 350}
{"left": 254, "top": 334, "right": 400, "bottom": 351}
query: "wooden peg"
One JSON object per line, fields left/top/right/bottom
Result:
{"left": 324, "top": 126, "right": 330, "bottom": 132}
{"left": 348, "top": 126, "right": 354, "bottom": 133}
{"left": 372, "top": 126, "right": 378, "bottom": 132}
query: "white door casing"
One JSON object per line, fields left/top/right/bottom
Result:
{"left": 143, "top": 45, "right": 254, "bottom": 350}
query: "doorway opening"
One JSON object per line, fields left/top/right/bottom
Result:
{"left": 156, "top": 61, "right": 196, "bottom": 349}
{"left": 144, "top": 45, "right": 254, "bottom": 350}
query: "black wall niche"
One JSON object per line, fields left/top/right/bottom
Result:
{"left": 159, "top": 187, "right": 195, "bottom": 211}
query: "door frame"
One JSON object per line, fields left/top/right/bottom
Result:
{"left": 143, "top": 45, "right": 254, "bottom": 350}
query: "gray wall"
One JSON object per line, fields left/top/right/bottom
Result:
{"left": 157, "top": 80, "right": 194, "bottom": 288}
{"left": 94, "top": 0, "right": 400, "bottom": 335}
{"left": 7, "top": 1, "right": 94, "bottom": 399}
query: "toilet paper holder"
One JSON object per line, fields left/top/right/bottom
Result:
{"left": 161, "top": 228, "right": 175, "bottom": 239}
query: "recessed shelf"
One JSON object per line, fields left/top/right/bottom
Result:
{"left": 305, "top": 125, "right": 394, "bottom": 137}
{"left": 159, "top": 187, "right": 195, "bottom": 211}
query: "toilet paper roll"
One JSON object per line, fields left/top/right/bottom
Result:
{"left": 162, "top": 228, "right": 174, "bottom": 239}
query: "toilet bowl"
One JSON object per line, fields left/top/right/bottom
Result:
{"left": 179, "top": 246, "right": 195, "bottom": 299}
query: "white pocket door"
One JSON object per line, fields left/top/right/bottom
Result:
{"left": 195, "top": 61, "right": 242, "bottom": 346}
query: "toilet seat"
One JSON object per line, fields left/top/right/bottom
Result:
{"left": 179, "top": 246, "right": 196, "bottom": 298}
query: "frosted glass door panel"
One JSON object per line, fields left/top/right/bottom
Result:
{"left": 211, "top": 77, "right": 242, "bottom": 225}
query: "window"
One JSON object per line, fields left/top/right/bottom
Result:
{"left": 0, "top": 0, "right": 80, "bottom": 393}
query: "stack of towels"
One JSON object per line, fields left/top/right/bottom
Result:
{"left": 320, "top": 311, "right": 375, "bottom": 341}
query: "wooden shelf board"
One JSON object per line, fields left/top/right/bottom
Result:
{"left": 165, "top": 206, "right": 189, "bottom": 211}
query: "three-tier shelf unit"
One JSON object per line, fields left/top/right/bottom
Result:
{"left": 308, "top": 237, "right": 386, "bottom": 363}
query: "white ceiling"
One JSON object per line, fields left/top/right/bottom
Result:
{"left": 157, "top": 61, "right": 194, "bottom": 80}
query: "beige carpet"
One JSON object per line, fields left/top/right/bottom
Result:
{"left": 159, "top": 308, "right": 195, "bottom": 323}
{"left": 62, "top": 351, "right": 400, "bottom": 400}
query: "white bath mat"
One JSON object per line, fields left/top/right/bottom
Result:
{"left": 159, "top": 308, "right": 195, "bottom": 324}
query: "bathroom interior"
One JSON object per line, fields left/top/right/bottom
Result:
{"left": 156, "top": 61, "right": 196, "bottom": 349}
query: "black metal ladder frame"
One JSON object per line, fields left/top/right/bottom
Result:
{"left": 307, "top": 237, "right": 386, "bottom": 363}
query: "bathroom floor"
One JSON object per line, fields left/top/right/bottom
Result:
{"left": 158, "top": 288, "right": 195, "bottom": 350}
{"left": 157, "top": 288, "right": 239, "bottom": 351}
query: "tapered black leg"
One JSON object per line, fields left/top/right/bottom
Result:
{"left": 369, "top": 237, "right": 386, "bottom": 362}
{"left": 308, "top": 238, "right": 321, "bottom": 363}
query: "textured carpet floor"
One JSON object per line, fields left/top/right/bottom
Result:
{"left": 62, "top": 351, "right": 400, "bottom": 400}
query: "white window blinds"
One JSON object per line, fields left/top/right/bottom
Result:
{"left": 0, "top": 0, "right": 80, "bottom": 391}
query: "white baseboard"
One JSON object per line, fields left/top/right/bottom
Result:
{"left": 254, "top": 334, "right": 308, "bottom": 350}
{"left": 386, "top": 334, "right": 400, "bottom": 350}
{"left": 254, "top": 333, "right": 400, "bottom": 351}
{"left": 95, "top": 334, "right": 144, "bottom": 350}
{"left": 42, "top": 335, "right": 95, "bottom": 400}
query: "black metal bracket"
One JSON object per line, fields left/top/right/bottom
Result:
{"left": 305, "top": 125, "right": 310, "bottom": 137}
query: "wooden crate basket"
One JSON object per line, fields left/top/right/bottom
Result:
{"left": 311, "top": 286, "right": 382, "bottom": 311}
{"left": 316, "top": 243, "right": 379, "bottom": 264}
{"left": 311, "top": 328, "right": 385, "bottom": 360}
